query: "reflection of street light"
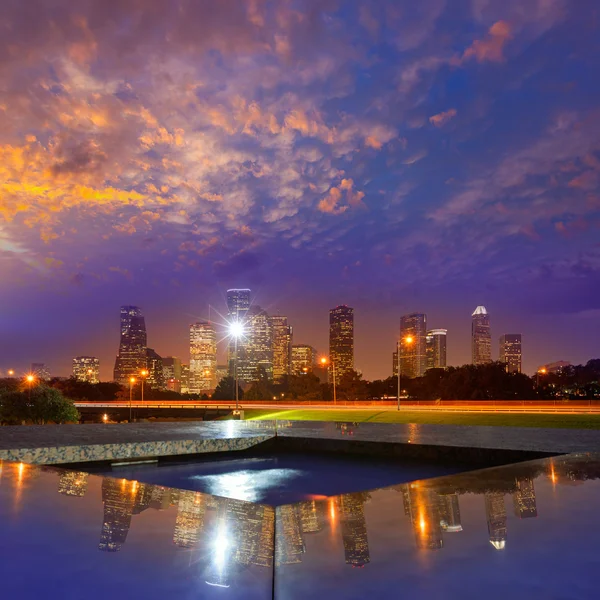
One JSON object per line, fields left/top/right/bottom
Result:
{"left": 140, "top": 369, "right": 149, "bottom": 403}
{"left": 129, "top": 377, "right": 136, "bottom": 422}
{"left": 397, "top": 336, "right": 414, "bottom": 411}
{"left": 229, "top": 320, "right": 245, "bottom": 411}
{"left": 320, "top": 357, "right": 336, "bottom": 405}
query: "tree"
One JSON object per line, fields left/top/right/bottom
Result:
{"left": 212, "top": 376, "right": 244, "bottom": 401}
{"left": 0, "top": 385, "right": 79, "bottom": 425}
{"left": 245, "top": 380, "right": 274, "bottom": 400}
{"left": 288, "top": 373, "right": 322, "bottom": 400}
{"left": 336, "top": 370, "right": 368, "bottom": 400}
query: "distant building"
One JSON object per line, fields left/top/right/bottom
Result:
{"left": 173, "top": 491, "right": 206, "bottom": 548}
{"left": 145, "top": 348, "right": 164, "bottom": 389}
{"left": 98, "top": 477, "right": 135, "bottom": 552}
{"left": 113, "top": 306, "right": 147, "bottom": 384}
{"left": 215, "top": 364, "right": 228, "bottom": 385}
{"left": 484, "top": 493, "right": 507, "bottom": 550}
{"left": 271, "top": 315, "right": 292, "bottom": 383}
{"left": 227, "top": 289, "right": 251, "bottom": 377}
{"left": 512, "top": 477, "right": 537, "bottom": 519}
{"left": 539, "top": 360, "right": 571, "bottom": 374}
{"left": 180, "top": 364, "right": 190, "bottom": 394}
{"left": 162, "top": 356, "right": 182, "bottom": 392}
{"left": 472, "top": 306, "right": 492, "bottom": 365}
{"left": 31, "top": 363, "right": 50, "bottom": 380}
{"left": 58, "top": 472, "right": 89, "bottom": 497}
{"left": 329, "top": 305, "right": 354, "bottom": 378}
{"left": 190, "top": 322, "right": 217, "bottom": 394}
{"left": 499, "top": 334, "right": 522, "bottom": 373}
{"left": 426, "top": 329, "right": 447, "bottom": 370}
{"left": 72, "top": 356, "right": 100, "bottom": 383}
{"left": 392, "top": 350, "right": 399, "bottom": 377}
{"left": 291, "top": 345, "right": 316, "bottom": 375}
{"left": 238, "top": 305, "right": 273, "bottom": 383}
{"left": 400, "top": 313, "right": 427, "bottom": 378}
{"left": 338, "top": 492, "right": 371, "bottom": 566}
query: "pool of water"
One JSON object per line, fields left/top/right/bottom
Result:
{"left": 94, "top": 453, "right": 467, "bottom": 505}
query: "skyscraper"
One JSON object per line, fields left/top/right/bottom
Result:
{"left": 173, "top": 491, "right": 206, "bottom": 548}
{"left": 329, "top": 306, "right": 354, "bottom": 378}
{"left": 291, "top": 345, "right": 316, "bottom": 375}
{"left": 72, "top": 356, "right": 100, "bottom": 383}
{"left": 338, "top": 492, "right": 371, "bottom": 566}
{"left": 227, "top": 289, "right": 251, "bottom": 377}
{"left": 499, "top": 334, "right": 522, "bottom": 373}
{"left": 162, "top": 356, "right": 182, "bottom": 392}
{"left": 484, "top": 492, "right": 507, "bottom": 550}
{"left": 239, "top": 305, "right": 273, "bottom": 382}
{"left": 271, "top": 315, "right": 292, "bottom": 383}
{"left": 31, "top": 363, "right": 50, "bottom": 380}
{"left": 275, "top": 504, "right": 305, "bottom": 565}
{"left": 400, "top": 313, "right": 427, "bottom": 378}
{"left": 426, "top": 329, "right": 447, "bottom": 370}
{"left": 145, "top": 348, "right": 164, "bottom": 389}
{"left": 180, "top": 364, "right": 190, "bottom": 394}
{"left": 512, "top": 477, "right": 537, "bottom": 519}
{"left": 472, "top": 306, "right": 492, "bottom": 365}
{"left": 189, "top": 321, "right": 217, "bottom": 394}
{"left": 98, "top": 477, "right": 135, "bottom": 552}
{"left": 438, "top": 493, "right": 462, "bottom": 532}
{"left": 113, "top": 306, "right": 147, "bottom": 384}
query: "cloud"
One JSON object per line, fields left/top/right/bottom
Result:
{"left": 462, "top": 21, "right": 513, "bottom": 63}
{"left": 429, "top": 108, "right": 457, "bottom": 127}
{"left": 318, "top": 178, "right": 365, "bottom": 214}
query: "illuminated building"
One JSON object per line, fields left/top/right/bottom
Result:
{"left": 512, "top": 477, "right": 537, "bottom": 519}
{"left": 150, "top": 486, "right": 172, "bottom": 510}
{"left": 98, "top": 478, "right": 135, "bottom": 552}
{"left": 227, "top": 289, "right": 251, "bottom": 377}
{"left": 484, "top": 492, "right": 507, "bottom": 550}
{"left": 113, "top": 306, "right": 147, "bottom": 384}
{"left": 297, "top": 500, "right": 324, "bottom": 534}
{"left": 438, "top": 493, "right": 462, "bottom": 532}
{"left": 72, "top": 356, "right": 100, "bottom": 384}
{"left": 173, "top": 491, "right": 206, "bottom": 548}
{"left": 145, "top": 348, "right": 164, "bottom": 389}
{"left": 472, "top": 306, "right": 492, "bottom": 365}
{"left": 406, "top": 487, "right": 443, "bottom": 550}
{"left": 31, "top": 363, "right": 50, "bottom": 380}
{"left": 238, "top": 305, "right": 273, "bottom": 383}
{"left": 291, "top": 345, "right": 316, "bottom": 375}
{"left": 190, "top": 321, "right": 217, "bottom": 394}
{"left": 275, "top": 504, "right": 305, "bottom": 565}
{"left": 426, "top": 329, "right": 447, "bottom": 370}
{"left": 329, "top": 305, "right": 354, "bottom": 378}
{"left": 162, "top": 356, "right": 181, "bottom": 392}
{"left": 338, "top": 492, "right": 371, "bottom": 566}
{"left": 539, "top": 360, "right": 571, "bottom": 374}
{"left": 58, "top": 471, "right": 89, "bottom": 497}
{"left": 215, "top": 364, "right": 228, "bottom": 385}
{"left": 180, "top": 364, "right": 190, "bottom": 394}
{"left": 400, "top": 313, "right": 427, "bottom": 378}
{"left": 271, "top": 315, "right": 292, "bottom": 383}
{"left": 228, "top": 500, "right": 275, "bottom": 568}
{"left": 499, "top": 334, "right": 522, "bottom": 373}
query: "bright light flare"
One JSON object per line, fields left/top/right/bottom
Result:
{"left": 26, "top": 374, "right": 35, "bottom": 383}
{"left": 228, "top": 320, "right": 245, "bottom": 338}
{"left": 320, "top": 357, "right": 328, "bottom": 365}
{"left": 405, "top": 336, "right": 414, "bottom": 344}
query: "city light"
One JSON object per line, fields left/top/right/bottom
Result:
{"left": 26, "top": 374, "right": 35, "bottom": 383}
{"left": 130, "top": 376, "right": 136, "bottom": 384}
{"left": 320, "top": 357, "right": 328, "bottom": 365}
{"left": 405, "top": 336, "right": 414, "bottom": 344}
{"left": 7, "top": 369, "right": 14, "bottom": 376}
{"left": 228, "top": 320, "right": 244, "bottom": 338}
{"left": 140, "top": 369, "right": 149, "bottom": 377}
{"left": 102, "top": 413, "right": 108, "bottom": 423}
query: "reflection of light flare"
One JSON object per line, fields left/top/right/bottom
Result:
{"left": 130, "top": 480, "right": 138, "bottom": 495}
{"left": 214, "top": 521, "right": 230, "bottom": 570}
{"left": 17, "top": 462, "right": 25, "bottom": 486}
{"left": 329, "top": 499, "right": 336, "bottom": 521}
{"left": 550, "top": 463, "right": 557, "bottom": 485}
{"left": 419, "top": 514, "right": 427, "bottom": 534}
{"left": 121, "top": 478, "right": 127, "bottom": 491}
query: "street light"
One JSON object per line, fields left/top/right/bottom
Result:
{"left": 397, "top": 336, "right": 414, "bottom": 411}
{"left": 320, "top": 357, "right": 336, "bottom": 405}
{"left": 229, "top": 320, "right": 245, "bottom": 411}
{"left": 140, "top": 370, "right": 149, "bottom": 404}
{"left": 7, "top": 369, "right": 14, "bottom": 377}
{"left": 536, "top": 367, "right": 547, "bottom": 388}
{"left": 129, "top": 377, "right": 136, "bottom": 422}
{"left": 25, "top": 374, "right": 35, "bottom": 402}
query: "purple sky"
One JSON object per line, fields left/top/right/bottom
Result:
{"left": 1, "top": 0, "right": 599, "bottom": 380}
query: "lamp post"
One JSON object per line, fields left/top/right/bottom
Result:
{"left": 229, "top": 320, "right": 245, "bottom": 411}
{"left": 140, "top": 369, "right": 149, "bottom": 404}
{"left": 536, "top": 367, "right": 547, "bottom": 388}
{"left": 320, "top": 357, "right": 336, "bottom": 405}
{"left": 129, "top": 377, "right": 136, "bottom": 422}
{"left": 25, "top": 374, "right": 35, "bottom": 402}
{"left": 397, "top": 336, "right": 414, "bottom": 411}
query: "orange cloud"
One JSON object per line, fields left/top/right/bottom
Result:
{"left": 318, "top": 179, "right": 365, "bottom": 214}
{"left": 429, "top": 108, "right": 457, "bottom": 127}
{"left": 462, "top": 21, "right": 513, "bottom": 63}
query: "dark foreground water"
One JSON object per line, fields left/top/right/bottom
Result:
{"left": 96, "top": 453, "right": 466, "bottom": 505}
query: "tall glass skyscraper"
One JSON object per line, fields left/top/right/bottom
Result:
{"left": 227, "top": 289, "right": 251, "bottom": 377}
{"left": 239, "top": 305, "right": 273, "bottom": 383}
{"left": 113, "top": 306, "right": 147, "bottom": 384}
{"left": 329, "top": 305, "right": 354, "bottom": 378}
{"left": 270, "top": 315, "right": 292, "bottom": 383}
{"left": 426, "top": 329, "right": 447, "bottom": 370}
{"left": 190, "top": 321, "right": 217, "bottom": 394}
{"left": 400, "top": 313, "right": 427, "bottom": 378}
{"left": 472, "top": 306, "right": 492, "bottom": 365}
{"left": 499, "top": 334, "right": 522, "bottom": 373}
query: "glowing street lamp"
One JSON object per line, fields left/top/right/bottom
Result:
{"left": 320, "top": 356, "right": 336, "bottom": 405}
{"left": 229, "top": 320, "right": 245, "bottom": 411}
{"left": 25, "top": 374, "right": 36, "bottom": 402}
{"left": 140, "top": 369, "right": 149, "bottom": 404}
{"left": 397, "top": 336, "right": 414, "bottom": 410}
{"left": 536, "top": 367, "right": 548, "bottom": 388}
{"left": 7, "top": 369, "right": 14, "bottom": 377}
{"left": 129, "top": 377, "right": 136, "bottom": 422}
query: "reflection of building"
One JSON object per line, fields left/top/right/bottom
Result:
{"left": 484, "top": 493, "right": 507, "bottom": 550}
{"left": 150, "top": 486, "right": 172, "bottom": 511}
{"left": 162, "top": 356, "right": 182, "bottom": 392}
{"left": 174, "top": 491, "right": 206, "bottom": 548}
{"left": 227, "top": 288, "right": 251, "bottom": 377}
{"left": 114, "top": 306, "right": 148, "bottom": 384}
{"left": 206, "top": 501, "right": 234, "bottom": 588}
{"left": 291, "top": 345, "right": 316, "bottom": 375}
{"left": 472, "top": 306, "right": 492, "bottom": 365}
{"left": 31, "top": 363, "right": 50, "bottom": 380}
{"left": 239, "top": 306, "right": 273, "bottom": 383}
{"left": 426, "top": 329, "right": 447, "bottom": 370}
{"left": 275, "top": 505, "right": 305, "bottom": 565}
{"left": 98, "top": 478, "right": 135, "bottom": 552}
{"left": 407, "top": 487, "right": 443, "bottom": 550}
{"left": 400, "top": 313, "right": 427, "bottom": 378}
{"left": 146, "top": 348, "right": 164, "bottom": 389}
{"left": 297, "top": 500, "right": 326, "bottom": 534}
{"left": 338, "top": 493, "right": 371, "bottom": 566}
{"left": 58, "top": 471, "right": 89, "bottom": 497}
{"left": 190, "top": 321, "right": 217, "bottom": 394}
{"left": 329, "top": 305, "right": 354, "bottom": 378}
{"left": 229, "top": 500, "right": 275, "bottom": 568}
{"left": 500, "top": 334, "right": 522, "bottom": 373}
{"left": 438, "top": 493, "right": 462, "bottom": 532}
{"left": 72, "top": 357, "right": 100, "bottom": 383}
{"left": 271, "top": 316, "right": 292, "bottom": 383}
{"left": 513, "top": 477, "right": 537, "bottom": 519}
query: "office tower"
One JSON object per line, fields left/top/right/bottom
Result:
{"left": 31, "top": 363, "right": 50, "bottom": 380}
{"left": 392, "top": 350, "right": 399, "bottom": 377}
{"left": 162, "top": 356, "right": 182, "bottom": 392}
{"left": 215, "top": 364, "right": 228, "bottom": 385}
{"left": 484, "top": 492, "right": 507, "bottom": 550}
{"left": 338, "top": 492, "right": 371, "bottom": 566}
{"left": 438, "top": 493, "right": 462, "bottom": 532}
{"left": 228, "top": 500, "right": 275, "bottom": 568}
{"left": 227, "top": 289, "right": 251, "bottom": 377}
{"left": 297, "top": 500, "right": 324, "bottom": 534}
{"left": 72, "top": 356, "right": 100, "bottom": 383}
{"left": 238, "top": 305, "right": 273, "bottom": 383}
{"left": 113, "top": 306, "right": 147, "bottom": 384}
{"left": 145, "top": 348, "right": 164, "bottom": 389}
{"left": 131, "top": 482, "right": 153, "bottom": 515}
{"left": 173, "top": 491, "right": 206, "bottom": 548}
{"left": 291, "top": 345, "right": 316, "bottom": 375}
{"left": 329, "top": 305, "right": 354, "bottom": 378}
{"left": 180, "top": 364, "right": 190, "bottom": 394}
{"left": 271, "top": 315, "right": 292, "bottom": 383}
{"left": 190, "top": 321, "right": 217, "bottom": 394}
{"left": 399, "top": 313, "right": 427, "bottom": 378}
{"left": 98, "top": 478, "right": 135, "bottom": 552}
{"left": 472, "top": 306, "right": 492, "bottom": 365}
{"left": 499, "top": 334, "right": 522, "bottom": 373}
{"left": 512, "top": 477, "right": 537, "bottom": 519}
{"left": 275, "top": 505, "right": 305, "bottom": 565}
{"left": 426, "top": 329, "right": 447, "bottom": 370}
{"left": 58, "top": 471, "right": 89, "bottom": 497}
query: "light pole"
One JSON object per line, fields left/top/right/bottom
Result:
{"left": 26, "top": 374, "right": 35, "bottom": 402}
{"left": 229, "top": 319, "right": 245, "bottom": 411}
{"left": 129, "top": 377, "right": 136, "bottom": 422}
{"left": 397, "top": 336, "right": 414, "bottom": 411}
{"left": 536, "top": 367, "right": 547, "bottom": 388}
{"left": 320, "top": 357, "right": 336, "bottom": 405}
{"left": 140, "top": 369, "right": 149, "bottom": 404}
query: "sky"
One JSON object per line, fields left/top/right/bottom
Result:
{"left": 0, "top": 0, "right": 599, "bottom": 380}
